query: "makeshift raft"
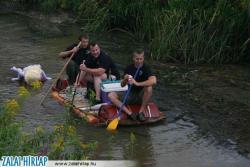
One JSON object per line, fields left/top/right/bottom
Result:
{"left": 51, "top": 79, "right": 166, "bottom": 126}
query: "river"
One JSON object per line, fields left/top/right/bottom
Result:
{"left": 0, "top": 13, "right": 249, "bottom": 167}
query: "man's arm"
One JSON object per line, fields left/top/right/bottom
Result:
{"left": 80, "top": 63, "right": 105, "bottom": 76}
{"left": 84, "top": 67, "right": 105, "bottom": 76}
{"left": 58, "top": 50, "right": 73, "bottom": 58}
{"left": 131, "top": 76, "right": 157, "bottom": 87}
{"left": 58, "top": 46, "right": 79, "bottom": 58}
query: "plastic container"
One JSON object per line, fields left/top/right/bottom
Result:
{"left": 100, "top": 80, "right": 128, "bottom": 103}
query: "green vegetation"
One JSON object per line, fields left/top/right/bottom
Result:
{"left": 0, "top": 86, "right": 97, "bottom": 159}
{"left": 0, "top": 85, "right": 141, "bottom": 159}
{"left": 2, "top": 0, "right": 250, "bottom": 64}
{"left": 128, "top": 132, "right": 136, "bottom": 153}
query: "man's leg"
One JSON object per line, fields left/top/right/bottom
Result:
{"left": 108, "top": 92, "right": 132, "bottom": 115}
{"left": 93, "top": 74, "right": 107, "bottom": 101}
{"left": 77, "top": 71, "right": 94, "bottom": 87}
{"left": 66, "top": 60, "right": 78, "bottom": 85}
{"left": 138, "top": 86, "right": 153, "bottom": 121}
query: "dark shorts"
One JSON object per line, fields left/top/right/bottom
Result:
{"left": 117, "top": 90, "right": 143, "bottom": 105}
{"left": 66, "top": 60, "right": 80, "bottom": 85}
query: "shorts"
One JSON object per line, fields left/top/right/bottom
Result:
{"left": 117, "top": 90, "right": 143, "bottom": 105}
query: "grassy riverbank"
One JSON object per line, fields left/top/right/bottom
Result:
{"left": 1, "top": 0, "right": 249, "bottom": 64}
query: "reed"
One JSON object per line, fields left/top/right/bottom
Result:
{"left": 3, "top": 0, "right": 250, "bottom": 64}
{"left": 149, "top": 0, "right": 250, "bottom": 64}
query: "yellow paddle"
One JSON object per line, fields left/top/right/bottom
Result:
{"left": 107, "top": 66, "right": 141, "bottom": 130}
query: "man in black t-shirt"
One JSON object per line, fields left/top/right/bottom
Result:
{"left": 59, "top": 34, "right": 90, "bottom": 84}
{"left": 108, "top": 50, "right": 157, "bottom": 121}
{"left": 78, "top": 42, "right": 120, "bottom": 104}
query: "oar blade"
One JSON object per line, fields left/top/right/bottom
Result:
{"left": 107, "top": 118, "right": 119, "bottom": 130}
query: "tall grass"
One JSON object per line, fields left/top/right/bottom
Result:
{"left": 149, "top": 0, "right": 250, "bottom": 64}
{"left": 76, "top": 0, "right": 109, "bottom": 32}
{"left": 2, "top": 0, "right": 250, "bottom": 64}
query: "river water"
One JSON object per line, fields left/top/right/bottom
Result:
{"left": 0, "top": 13, "right": 249, "bottom": 167}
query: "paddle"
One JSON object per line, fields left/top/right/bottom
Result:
{"left": 71, "top": 60, "right": 85, "bottom": 106}
{"left": 80, "top": 102, "right": 108, "bottom": 111}
{"left": 107, "top": 66, "right": 141, "bottom": 130}
{"left": 40, "top": 42, "right": 82, "bottom": 106}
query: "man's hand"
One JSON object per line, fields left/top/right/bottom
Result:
{"left": 71, "top": 46, "right": 79, "bottom": 53}
{"left": 80, "top": 63, "right": 87, "bottom": 71}
{"left": 125, "top": 75, "right": 139, "bottom": 85}
{"left": 128, "top": 78, "right": 139, "bottom": 86}
{"left": 123, "top": 74, "right": 138, "bottom": 85}
{"left": 127, "top": 75, "right": 134, "bottom": 85}
{"left": 121, "top": 74, "right": 129, "bottom": 87}
{"left": 123, "top": 74, "right": 129, "bottom": 80}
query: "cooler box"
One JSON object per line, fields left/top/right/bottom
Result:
{"left": 101, "top": 80, "right": 128, "bottom": 104}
